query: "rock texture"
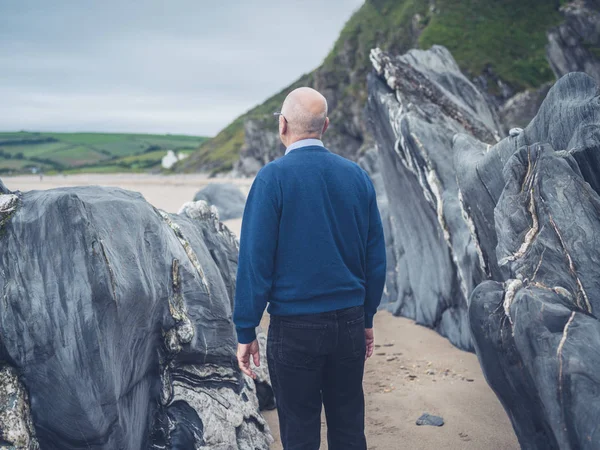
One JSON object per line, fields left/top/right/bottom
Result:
{"left": 366, "top": 45, "right": 504, "bottom": 350}
{"left": 192, "top": 183, "right": 246, "bottom": 221}
{"left": 358, "top": 148, "right": 396, "bottom": 304}
{"left": 0, "top": 185, "right": 272, "bottom": 449}
{"left": 368, "top": 41, "right": 600, "bottom": 446}
{"left": 547, "top": 0, "right": 600, "bottom": 83}
{"left": 456, "top": 72, "right": 600, "bottom": 449}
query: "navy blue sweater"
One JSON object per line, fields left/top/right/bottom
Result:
{"left": 233, "top": 145, "right": 387, "bottom": 344}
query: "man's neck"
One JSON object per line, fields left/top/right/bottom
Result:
{"left": 285, "top": 137, "right": 324, "bottom": 155}
{"left": 286, "top": 134, "right": 321, "bottom": 147}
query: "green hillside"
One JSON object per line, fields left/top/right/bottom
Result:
{"left": 0, "top": 132, "right": 208, "bottom": 174}
{"left": 178, "top": 0, "right": 566, "bottom": 174}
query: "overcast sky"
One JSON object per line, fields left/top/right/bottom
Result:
{"left": 0, "top": 1, "right": 363, "bottom": 136}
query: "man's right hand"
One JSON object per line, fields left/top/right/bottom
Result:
{"left": 365, "top": 328, "right": 374, "bottom": 360}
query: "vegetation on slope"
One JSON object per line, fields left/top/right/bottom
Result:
{"left": 419, "top": 0, "right": 562, "bottom": 91}
{"left": 0, "top": 132, "right": 207, "bottom": 174}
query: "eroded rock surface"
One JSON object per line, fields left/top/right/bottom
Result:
{"left": 0, "top": 186, "right": 272, "bottom": 449}
{"left": 455, "top": 73, "right": 600, "bottom": 449}
{"left": 366, "top": 45, "right": 504, "bottom": 350}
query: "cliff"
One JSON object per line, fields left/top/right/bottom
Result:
{"left": 176, "top": 0, "right": 600, "bottom": 176}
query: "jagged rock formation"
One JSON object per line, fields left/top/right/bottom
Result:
{"left": 547, "top": 0, "right": 600, "bottom": 83}
{"left": 457, "top": 72, "right": 600, "bottom": 449}
{"left": 0, "top": 185, "right": 272, "bottom": 449}
{"left": 368, "top": 39, "right": 600, "bottom": 447}
{"left": 192, "top": 183, "right": 246, "bottom": 221}
{"left": 366, "top": 45, "right": 504, "bottom": 350}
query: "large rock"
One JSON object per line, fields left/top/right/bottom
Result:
{"left": 366, "top": 45, "right": 504, "bottom": 350}
{"left": 193, "top": 183, "right": 246, "bottom": 221}
{"left": 547, "top": 0, "right": 600, "bottom": 83}
{"left": 455, "top": 73, "right": 600, "bottom": 448}
{"left": 0, "top": 186, "right": 272, "bottom": 449}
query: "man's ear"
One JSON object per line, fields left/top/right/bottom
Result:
{"left": 280, "top": 115, "right": 287, "bottom": 135}
{"left": 322, "top": 117, "right": 330, "bottom": 135}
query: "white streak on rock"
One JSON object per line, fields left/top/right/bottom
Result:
{"left": 557, "top": 311, "right": 576, "bottom": 390}
{"left": 503, "top": 279, "right": 524, "bottom": 325}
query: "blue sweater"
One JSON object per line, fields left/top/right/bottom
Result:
{"left": 233, "top": 145, "right": 387, "bottom": 344}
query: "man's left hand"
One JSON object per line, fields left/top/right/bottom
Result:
{"left": 237, "top": 340, "right": 260, "bottom": 379}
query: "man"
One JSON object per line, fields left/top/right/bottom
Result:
{"left": 233, "top": 87, "right": 386, "bottom": 449}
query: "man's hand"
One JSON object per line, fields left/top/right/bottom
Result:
{"left": 365, "top": 328, "right": 375, "bottom": 360}
{"left": 237, "top": 340, "right": 260, "bottom": 379}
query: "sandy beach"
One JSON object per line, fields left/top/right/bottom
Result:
{"left": 2, "top": 173, "right": 519, "bottom": 449}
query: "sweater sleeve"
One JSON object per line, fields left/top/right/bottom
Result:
{"left": 233, "top": 174, "right": 280, "bottom": 344}
{"left": 364, "top": 183, "right": 387, "bottom": 328}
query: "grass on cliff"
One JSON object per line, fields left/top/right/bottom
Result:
{"left": 182, "top": 0, "right": 566, "bottom": 174}
{"left": 419, "top": 0, "right": 562, "bottom": 91}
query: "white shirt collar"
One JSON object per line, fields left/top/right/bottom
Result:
{"left": 285, "top": 138, "right": 324, "bottom": 155}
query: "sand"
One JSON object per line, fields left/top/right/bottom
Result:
{"left": 3, "top": 173, "right": 253, "bottom": 213}
{"left": 2, "top": 173, "right": 519, "bottom": 449}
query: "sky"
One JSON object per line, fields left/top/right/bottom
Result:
{"left": 0, "top": 0, "right": 364, "bottom": 136}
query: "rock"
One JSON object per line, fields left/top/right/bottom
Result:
{"left": 0, "top": 186, "right": 272, "bottom": 449}
{"left": 366, "top": 45, "right": 504, "bottom": 350}
{"left": 499, "top": 82, "right": 553, "bottom": 129}
{"left": 547, "top": 1, "right": 600, "bottom": 83}
{"left": 416, "top": 413, "right": 444, "bottom": 427}
{"left": 192, "top": 182, "right": 246, "bottom": 221}
{"left": 454, "top": 74, "right": 600, "bottom": 449}
{"left": 0, "top": 365, "right": 39, "bottom": 449}
{"left": 358, "top": 147, "right": 396, "bottom": 304}
{"left": 0, "top": 178, "right": 9, "bottom": 194}
{"left": 232, "top": 117, "right": 285, "bottom": 177}
{"left": 454, "top": 72, "right": 600, "bottom": 278}
{"left": 255, "top": 327, "right": 276, "bottom": 411}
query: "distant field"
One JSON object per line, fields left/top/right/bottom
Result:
{"left": 0, "top": 132, "right": 208, "bottom": 174}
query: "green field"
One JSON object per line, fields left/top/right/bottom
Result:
{"left": 0, "top": 132, "right": 208, "bottom": 174}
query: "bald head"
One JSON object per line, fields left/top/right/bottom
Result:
{"left": 280, "top": 87, "right": 329, "bottom": 142}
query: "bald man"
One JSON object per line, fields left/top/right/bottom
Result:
{"left": 234, "top": 87, "right": 386, "bottom": 449}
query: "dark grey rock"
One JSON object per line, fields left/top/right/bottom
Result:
{"left": 467, "top": 144, "right": 600, "bottom": 449}
{"left": 453, "top": 73, "right": 600, "bottom": 448}
{"left": 0, "top": 185, "right": 272, "bottom": 449}
{"left": 0, "top": 178, "right": 9, "bottom": 194}
{"left": 255, "top": 327, "right": 276, "bottom": 411}
{"left": 454, "top": 72, "right": 600, "bottom": 280}
{"left": 416, "top": 413, "right": 444, "bottom": 427}
{"left": 366, "top": 45, "right": 504, "bottom": 350}
{"left": 358, "top": 148, "right": 397, "bottom": 304}
{"left": 192, "top": 182, "right": 246, "bottom": 221}
{"left": 547, "top": 1, "right": 600, "bottom": 83}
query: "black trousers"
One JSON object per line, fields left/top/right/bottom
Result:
{"left": 267, "top": 305, "right": 367, "bottom": 450}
